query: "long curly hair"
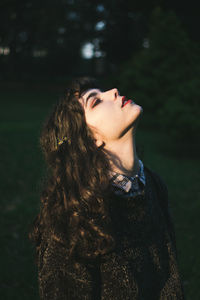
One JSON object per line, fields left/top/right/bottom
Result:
{"left": 29, "top": 77, "right": 116, "bottom": 262}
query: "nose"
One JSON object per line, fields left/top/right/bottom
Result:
{"left": 111, "top": 88, "right": 119, "bottom": 101}
{"left": 104, "top": 88, "right": 120, "bottom": 102}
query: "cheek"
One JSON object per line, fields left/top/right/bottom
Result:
{"left": 96, "top": 116, "right": 125, "bottom": 140}
{"left": 92, "top": 109, "right": 120, "bottom": 128}
{"left": 86, "top": 114, "right": 113, "bottom": 138}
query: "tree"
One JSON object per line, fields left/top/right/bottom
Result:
{"left": 118, "top": 7, "right": 200, "bottom": 142}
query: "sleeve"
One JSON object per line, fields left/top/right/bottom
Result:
{"left": 150, "top": 169, "right": 178, "bottom": 258}
{"left": 149, "top": 168, "right": 186, "bottom": 299}
{"left": 38, "top": 238, "right": 100, "bottom": 300}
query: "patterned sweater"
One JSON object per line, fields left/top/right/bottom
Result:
{"left": 38, "top": 166, "right": 185, "bottom": 299}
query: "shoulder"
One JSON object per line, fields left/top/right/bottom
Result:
{"left": 144, "top": 165, "right": 168, "bottom": 199}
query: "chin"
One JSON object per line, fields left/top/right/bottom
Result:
{"left": 131, "top": 107, "right": 143, "bottom": 128}
{"left": 133, "top": 104, "right": 143, "bottom": 119}
{"left": 135, "top": 103, "right": 143, "bottom": 112}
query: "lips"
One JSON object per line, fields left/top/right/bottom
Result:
{"left": 121, "top": 96, "right": 132, "bottom": 108}
{"left": 121, "top": 96, "right": 126, "bottom": 107}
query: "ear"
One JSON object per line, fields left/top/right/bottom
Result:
{"left": 95, "top": 139, "right": 104, "bottom": 148}
{"left": 89, "top": 125, "right": 104, "bottom": 148}
{"left": 92, "top": 128, "right": 104, "bottom": 148}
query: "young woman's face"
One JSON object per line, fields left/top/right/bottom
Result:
{"left": 79, "top": 88, "right": 142, "bottom": 145}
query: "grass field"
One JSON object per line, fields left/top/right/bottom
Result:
{"left": 0, "top": 84, "right": 199, "bottom": 299}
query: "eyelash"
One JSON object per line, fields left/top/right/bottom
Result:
{"left": 92, "top": 98, "right": 101, "bottom": 108}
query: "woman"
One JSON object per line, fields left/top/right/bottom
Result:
{"left": 29, "top": 77, "right": 185, "bottom": 299}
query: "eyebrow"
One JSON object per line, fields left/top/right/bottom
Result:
{"left": 85, "top": 91, "right": 99, "bottom": 107}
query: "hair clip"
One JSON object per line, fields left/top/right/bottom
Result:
{"left": 57, "top": 136, "right": 67, "bottom": 146}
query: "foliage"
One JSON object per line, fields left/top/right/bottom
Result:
{"left": 118, "top": 7, "right": 200, "bottom": 142}
{"left": 2, "top": 0, "right": 196, "bottom": 79}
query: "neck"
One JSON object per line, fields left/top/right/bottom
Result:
{"left": 103, "top": 130, "right": 140, "bottom": 177}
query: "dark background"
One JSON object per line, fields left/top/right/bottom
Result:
{"left": 0, "top": 1, "right": 199, "bottom": 299}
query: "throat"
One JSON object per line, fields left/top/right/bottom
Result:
{"left": 110, "top": 156, "right": 140, "bottom": 178}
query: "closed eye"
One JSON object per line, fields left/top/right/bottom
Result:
{"left": 92, "top": 98, "right": 101, "bottom": 108}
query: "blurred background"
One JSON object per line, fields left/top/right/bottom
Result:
{"left": 0, "top": 0, "right": 199, "bottom": 299}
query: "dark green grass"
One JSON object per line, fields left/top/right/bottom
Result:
{"left": 0, "top": 86, "right": 199, "bottom": 299}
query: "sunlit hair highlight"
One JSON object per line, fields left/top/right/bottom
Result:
{"left": 29, "top": 77, "right": 116, "bottom": 262}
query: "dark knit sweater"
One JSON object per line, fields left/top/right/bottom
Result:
{"left": 38, "top": 166, "right": 185, "bottom": 299}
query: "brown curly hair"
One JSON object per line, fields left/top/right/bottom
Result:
{"left": 29, "top": 77, "right": 116, "bottom": 262}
